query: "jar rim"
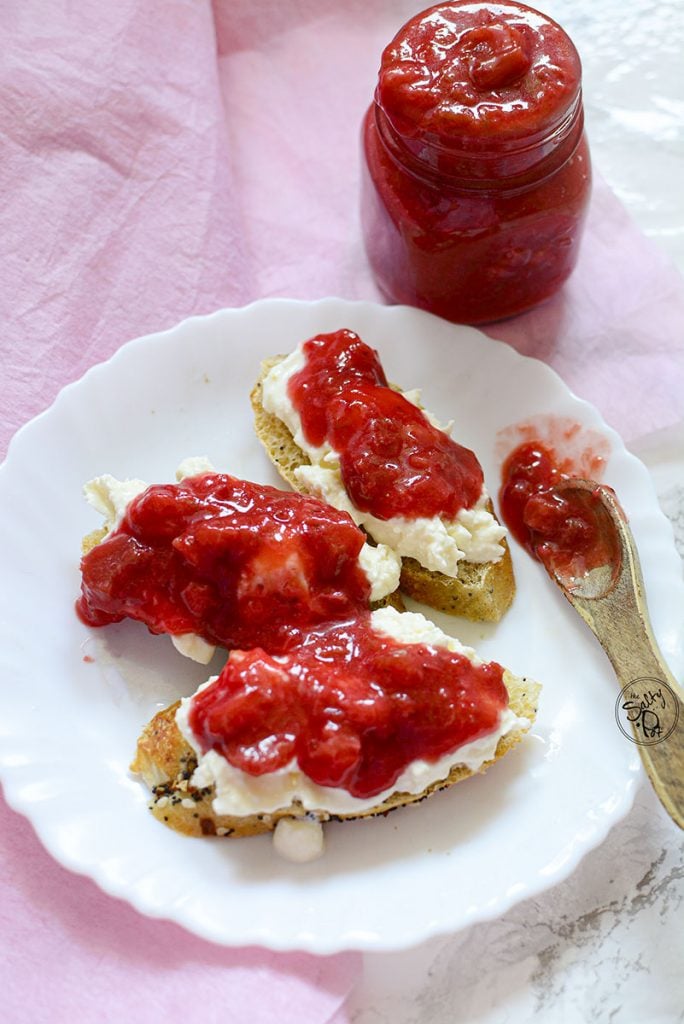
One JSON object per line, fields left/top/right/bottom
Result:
{"left": 376, "top": 1, "right": 583, "bottom": 154}
{"left": 373, "top": 91, "right": 585, "bottom": 191}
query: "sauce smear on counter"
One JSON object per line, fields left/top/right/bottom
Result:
{"left": 188, "top": 613, "right": 508, "bottom": 798}
{"left": 77, "top": 473, "right": 373, "bottom": 653}
{"left": 288, "top": 329, "right": 484, "bottom": 521}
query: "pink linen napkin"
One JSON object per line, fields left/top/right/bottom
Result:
{"left": 1, "top": 2, "right": 683, "bottom": 1022}
{"left": 482, "top": 180, "right": 684, "bottom": 439}
{"left": 2, "top": 0, "right": 683, "bottom": 462}
{"left": 0, "top": 804, "right": 358, "bottom": 1024}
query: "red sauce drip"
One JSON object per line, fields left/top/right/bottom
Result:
{"left": 76, "top": 474, "right": 373, "bottom": 654}
{"left": 288, "top": 330, "right": 484, "bottom": 520}
{"left": 499, "top": 439, "right": 615, "bottom": 576}
{"left": 188, "top": 613, "right": 508, "bottom": 798}
{"left": 499, "top": 440, "right": 560, "bottom": 553}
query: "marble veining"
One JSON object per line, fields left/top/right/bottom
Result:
{"left": 345, "top": 785, "right": 684, "bottom": 1022}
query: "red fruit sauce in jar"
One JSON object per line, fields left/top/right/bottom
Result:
{"left": 499, "top": 439, "right": 616, "bottom": 578}
{"left": 288, "top": 329, "right": 484, "bottom": 520}
{"left": 188, "top": 613, "right": 508, "bottom": 798}
{"left": 76, "top": 473, "right": 374, "bottom": 654}
{"left": 362, "top": 1, "right": 591, "bottom": 324}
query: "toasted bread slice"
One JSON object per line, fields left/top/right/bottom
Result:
{"left": 131, "top": 673, "right": 540, "bottom": 838}
{"left": 251, "top": 357, "right": 514, "bottom": 622}
{"left": 398, "top": 552, "right": 515, "bottom": 622}
{"left": 77, "top": 468, "right": 403, "bottom": 651}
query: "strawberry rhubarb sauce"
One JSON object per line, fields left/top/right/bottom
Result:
{"left": 498, "top": 421, "right": 612, "bottom": 576}
{"left": 362, "top": 1, "right": 591, "bottom": 324}
{"left": 288, "top": 329, "right": 484, "bottom": 520}
{"left": 77, "top": 473, "right": 376, "bottom": 654}
{"left": 188, "top": 612, "right": 508, "bottom": 799}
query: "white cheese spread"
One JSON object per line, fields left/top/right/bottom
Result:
{"left": 84, "top": 474, "right": 148, "bottom": 533}
{"left": 261, "top": 346, "right": 507, "bottom": 574}
{"left": 170, "top": 633, "right": 216, "bottom": 665}
{"left": 273, "top": 818, "right": 325, "bottom": 863}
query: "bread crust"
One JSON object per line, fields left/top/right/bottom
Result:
{"left": 251, "top": 357, "right": 515, "bottom": 622}
{"left": 131, "top": 673, "right": 541, "bottom": 838}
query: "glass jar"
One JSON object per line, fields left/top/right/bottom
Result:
{"left": 361, "top": 1, "right": 592, "bottom": 325}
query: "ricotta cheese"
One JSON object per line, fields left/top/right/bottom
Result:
{"left": 170, "top": 633, "right": 216, "bottom": 665}
{"left": 84, "top": 474, "right": 147, "bottom": 533}
{"left": 273, "top": 818, "right": 325, "bottom": 863}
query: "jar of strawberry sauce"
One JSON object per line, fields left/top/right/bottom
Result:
{"left": 361, "top": 1, "right": 591, "bottom": 325}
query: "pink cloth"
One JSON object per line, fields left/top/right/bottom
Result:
{"left": 0, "top": 804, "right": 358, "bottom": 1023}
{"left": 1, "top": 2, "right": 683, "bottom": 1021}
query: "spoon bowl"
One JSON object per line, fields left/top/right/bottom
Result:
{"left": 526, "top": 478, "right": 623, "bottom": 599}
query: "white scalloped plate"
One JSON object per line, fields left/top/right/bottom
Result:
{"left": 1, "top": 299, "right": 681, "bottom": 953}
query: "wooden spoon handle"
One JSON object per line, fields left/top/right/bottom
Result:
{"left": 572, "top": 552, "right": 684, "bottom": 828}
{"left": 637, "top": 710, "right": 684, "bottom": 828}
{"left": 551, "top": 480, "right": 684, "bottom": 829}
{"left": 607, "top": 628, "right": 684, "bottom": 829}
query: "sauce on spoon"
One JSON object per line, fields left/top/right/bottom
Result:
{"left": 499, "top": 434, "right": 617, "bottom": 582}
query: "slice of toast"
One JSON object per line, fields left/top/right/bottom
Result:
{"left": 251, "top": 357, "right": 515, "bottom": 622}
{"left": 78, "top": 468, "right": 405, "bottom": 654}
{"left": 131, "top": 673, "right": 540, "bottom": 839}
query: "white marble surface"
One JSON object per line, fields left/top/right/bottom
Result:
{"left": 343, "top": 1, "right": 684, "bottom": 1020}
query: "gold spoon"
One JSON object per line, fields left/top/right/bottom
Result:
{"left": 529, "top": 477, "right": 684, "bottom": 829}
